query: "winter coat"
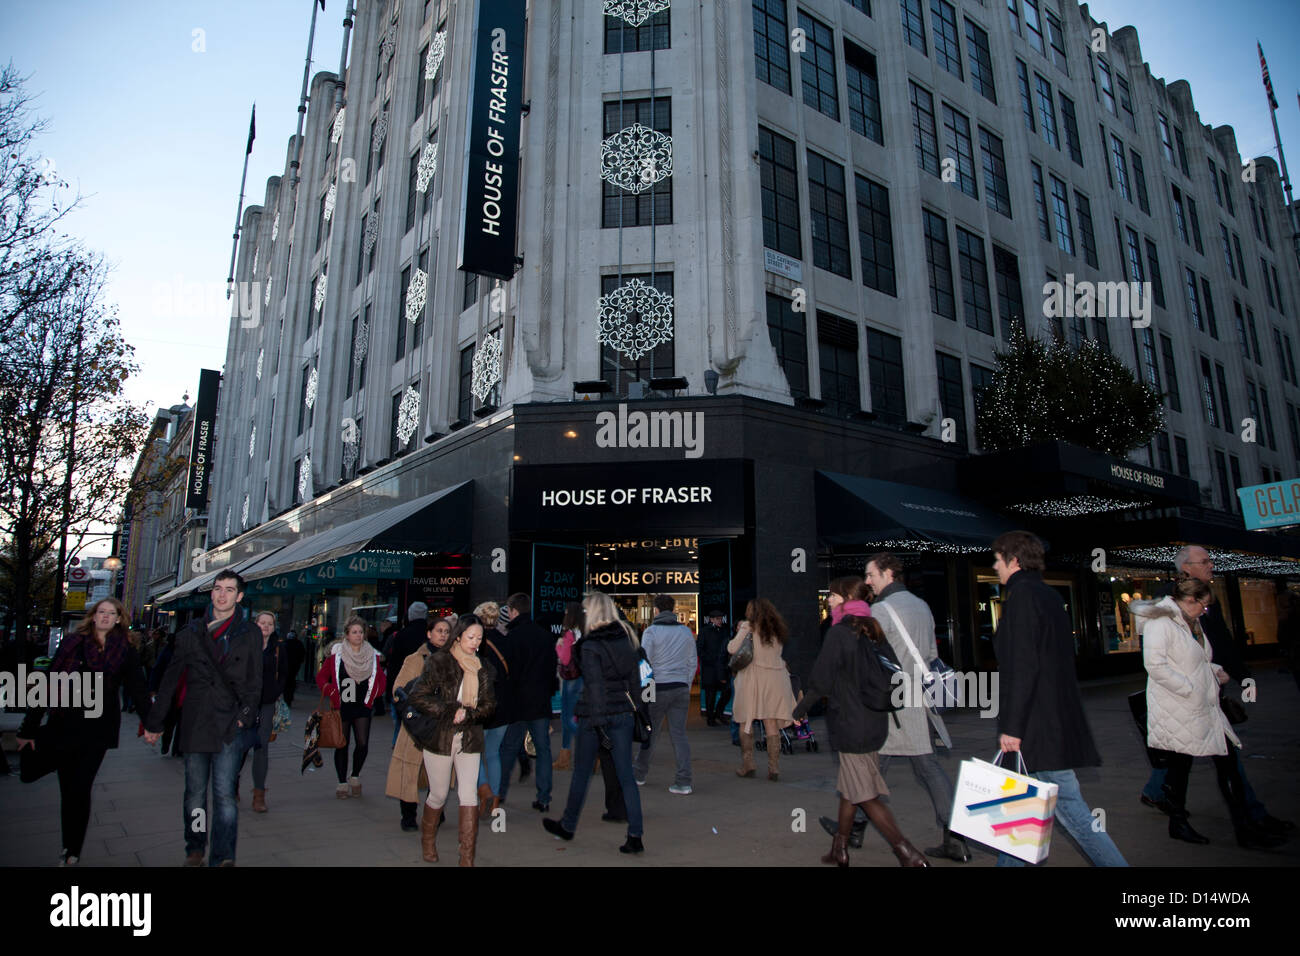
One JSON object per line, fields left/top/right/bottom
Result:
{"left": 792, "top": 622, "right": 888, "bottom": 753}
{"left": 144, "top": 607, "right": 262, "bottom": 753}
{"left": 726, "top": 629, "right": 795, "bottom": 733}
{"left": 316, "top": 646, "right": 387, "bottom": 709}
{"left": 258, "top": 633, "right": 288, "bottom": 706}
{"left": 1135, "top": 597, "right": 1240, "bottom": 757}
{"left": 696, "top": 622, "right": 730, "bottom": 684}
{"left": 872, "top": 585, "right": 949, "bottom": 756}
{"left": 384, "top": 619, "right": 430, "bottom": 693}
{"left": 19, "top": 630, "right": 151, "bottom": 752}
{"left": 503, "top": 612, "right": 558, "bottom": 721}
{"left": 574, "top": 621, "right": 641, "bottom": 724}
{"left": 386, "top": 643, "right": 432, "bottom": 802}
{"left": 479, "top": 633, "right": 513, "bottom": 729}
{"left": 404, "top": 649, "right": 496, "bottom": 754}
{"left": 993, "top": 570, "right": 1101, "bottom": 772}
{"left": 640, "top": 611, "right": 698, "bottom": 686}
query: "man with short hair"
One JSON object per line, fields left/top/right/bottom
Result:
{"left": 697, "top": 610, "right": 731, "bottom": 726}
{"left": 991, "top": 531, "right": 1127, "bottom": 866}
{"left": 1138, "top": 545, "right": 1293, "bottom": 835}
{"left": 496, "top": 593, "right": 558, "bottom": 811}
{"left": 144, "top": 569, "right": 262, "bottom": 867}
{"left": 633, "top": 595, "right": 698, "bottom": 793}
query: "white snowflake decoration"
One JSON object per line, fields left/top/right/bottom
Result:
{"left": 471, "top": 332, "right": 503, "bottom": 402}
{"left": 305, "top": 368, "right": 318, "bottom": 409}
{"left": 241, "top": 494, "right": 250, "bottom": 529}
{"left": 342, "top": 427, "right": 360, "bottom": 473}
{"left": 249, "top": 427, "right": 256, "bottom": 458}
{"left": 416, "top": 142, "right": 439, "bottom": 193}
{"left": 601, "top": 124, "right": 673, "bottom": 194}
{"left": 271, "top": 211, "right": 280, "bottom": 241}
{"left": 371, "top": 111, "right": 389, "bottom": 154}
{"left": 354, "top": 319, "right": 369, "bottom": 364}
{"left": 314, "top": 273, "right": 328, "bottom": 312}
{"left": 298, "top": 454, "right": 312, "bottom": 500}
{"left": 256, "top": 348, "right": 264, "bottom": 380}
{"left": 363, "top": 213, "right": 380, "bottom": 257}
{"left": 396, "top": 386, "right": 420, "bottom": 448}
{"left": 425, "top": 31, "right": 447, "bottom": 80}
{"left": 263, "top": 274, "right": 272, "bottom": 306}
{"left": 380, "top": 25, "right": 397, "bottom": 63}
{"left": 323, "top": 183, "right": 336, "bottom": 222}
{"left": 598, "top": 278, "right": 675, "bottom": 360}
{"left": 331, "top": 107, "right": 346, "bottom": 144}
{"left": 604, "top": 0, "right": 670, "bottom": 28}
{"left": 405, "top": 269, "right": 427, "bottom": 323}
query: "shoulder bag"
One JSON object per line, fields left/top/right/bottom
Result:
{"left": 877, "top": 602, "right": 958, "bottom": 712}
{"left": 728, "top": 633, "right": 753, "bottom": 674}
{"left": 312, "top": 688, "right": 346, "bottom": 749}
{"left": 393, "top": 677, "right": 442, "bottom": 752}
{"left": 20, "top": 640, "right": 91, "bottom": 783}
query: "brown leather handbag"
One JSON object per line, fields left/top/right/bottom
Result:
{"left": 314, "top": 691, "right": 346, "bottom": 749}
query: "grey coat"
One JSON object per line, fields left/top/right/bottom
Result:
{"left": 873, "top": 586, "right": 950, "bottom": 756}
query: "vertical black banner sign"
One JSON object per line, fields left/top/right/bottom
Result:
{"left": 458, "top": 0, "right": 526, "bottom": 280}
{"left": 531, "top": 543, "right": 585, "bottom": 637}
{"left": 697, "top": 539, "right": 733, "bottom": 624}
{"left": 185, "top": 368, "right": 221, "bottom": 510}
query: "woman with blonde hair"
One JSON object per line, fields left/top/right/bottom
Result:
{"left": 543, "top": 592, "right": 645, "bottom": 853}
{"left": 16, "top": 598, "right": 150, "bottom": 865}
{"left": 316, "top": 615, "right": 387, "bottom": 798}
{"left": 728, "top": 598, "right": 797, "bottom": 781}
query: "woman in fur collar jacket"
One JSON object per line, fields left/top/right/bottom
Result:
{"left": 1133, "top": 577, "right": 1281, "bottom": 849}
{"left": 405, "top": 614, "right": 495, "bottom": 866}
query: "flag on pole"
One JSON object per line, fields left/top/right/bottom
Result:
{"left": 318, "top": 0, "right": 325, "bottom": 9}
{"left": 246, "top": 104, "right": 257, "bottom": 155}
{"left": 1259, "top": 42, "right": 1278, "bottom": 111}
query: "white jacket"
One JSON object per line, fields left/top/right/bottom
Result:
{"left": 1134, "top": 597, "right": 1240, "bottom": 757}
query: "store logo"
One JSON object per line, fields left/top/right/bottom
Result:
{"left": 594, "top": 404, "right": 704, "bottom": 459}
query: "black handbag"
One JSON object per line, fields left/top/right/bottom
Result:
{"left": 19, "top": 724, "right": 61, "bottom": 783}
{"left": 625, "top": 690, "right": 653, "bottom": 744}
{"left": 394, "top": 678, "right": 442, "bottom": 751}
{"left": 1220, "top": 694, "right": 1248, "bottom": 725}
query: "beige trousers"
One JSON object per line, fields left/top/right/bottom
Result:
{"left": 422, "top": 732, "right": 481, "bottom": 810}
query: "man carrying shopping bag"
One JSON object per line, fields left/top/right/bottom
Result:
{"left": 986, "top": 531, "right": 1127, "bottom": 867}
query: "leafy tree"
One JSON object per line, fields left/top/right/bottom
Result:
{"left": 975, "top": 330, "right": 1164, "bottom": 457}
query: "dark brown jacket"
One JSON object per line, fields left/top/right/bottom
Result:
{"left": 405, "top": 649, "right": 496, "bottom": 755}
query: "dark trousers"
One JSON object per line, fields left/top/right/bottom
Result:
{"left": 161, "top": 705, "right": 182, "bottom": 756}
{"left": 600, "top": 739, "right": 627, "bottom": 819}
{"left": 1163, "top": 739, "right": 1248, "bottom": 823}
{"left": 57, "top": 745, "right": 108, "bottom": 857}
{"left": 702, "top": 679, "right": 730, "bottom": 722}
{"left": 400, "top": 800, "right": 419, "bottom": 824}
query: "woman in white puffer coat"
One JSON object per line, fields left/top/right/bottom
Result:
{"left": 1132, "top": 576, "right": 1282, "bottom": 850}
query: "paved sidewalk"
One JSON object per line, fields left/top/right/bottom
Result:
{"left": 2, "top": 669, "right": 1297, "bottom": 867}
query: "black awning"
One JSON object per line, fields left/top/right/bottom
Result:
{"left": 815, "top": 471, "right": 1014, "bottom": 551}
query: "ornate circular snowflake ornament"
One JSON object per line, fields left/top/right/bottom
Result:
{"left": 256, "top": 348, "right": 264, "bottom": 380}
{"left": 263, "top": 274, "right": 272, "bottom": 306}
{"left": 271, "top": 211, "right": 280, "bottom": 241}
{"left": 601, "top": 124, "right": 673, "bottom": 194}
{"left": 323, "top": 183, "right": 336, "bottom": 222}
{"left": 471, "top": 332, "right": 503, "bottom": 402}
{"left": 396, "top": 387, "right": 420, "bottom": 448}
{"left": 380, "top": 25, "right": 397, "bottom": 64}
{"left": 249, "top": 427, "right": 256, "bottom": 459}
{"left": 298, "top": 455, "right": 312, "bottom": 500}
{"left": 314, "top": 273, "right": 328, "bottom": 312}
{"left": 354, "top": 319, "right": 369, "bottom": 364}
{"left": 371, "top": 112, "right": 389, "bottom": 155}
{"left": 363, "top": 213, "right": 380, "bottom": 257}
{"left": 241, "top": 494, "right": 250, "bottom": 529}
{"left": 598, "top": 278, "right": 675, "bottom": 360}
{"left": 604, "top": 0, "right": 670, "bottom": 27}
{"left": 331, "top": 107, "right": 346, "bottom": 144}
{"left": 425, "top": 31, "right": 447, "bottom": 80}
{"left": 305, "top": 368, "right": 318, "bottom": 409}
{"left": 416, "top": 142, "right": 438, "bottom": 193}
{"left": 405, "top": 269, "right": 427, "bottom": 324}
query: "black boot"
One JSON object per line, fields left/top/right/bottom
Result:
{"left": 924, "top": 827, "right": 972, "bottom": 862}
{"left": 819, "top": 815, "right": 865, "bottom": 848}
{"left": 1224, "top": 773, "right": 1285, "bottom": 849}
{"left": 1168, "top": 813, "right": 1210, "bottom": 844}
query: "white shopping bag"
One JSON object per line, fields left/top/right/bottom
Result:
{"left": 949, "top": 753, "right": 1059, "bottom": 864}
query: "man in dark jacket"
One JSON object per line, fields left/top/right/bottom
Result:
{"left": 496, "top": 593, "right": 558, "bottom": 811}
{"left": 385, "top": 602, "right": 429, "bottom": 746}
{"left": 144, "top": 570, "right": 262, "bottom": 867}
{"left": 697, "top": 610, "right": 730, "bottom": 726}
{"left": 991, "top": 531, "right": 1127, "bottom": 867}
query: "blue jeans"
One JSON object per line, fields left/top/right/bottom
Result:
{"left": 561, "top": 713, "right": 643, "bottom": 838}
{"left": 498, "top": 718, "right": 553, "bottom": 805}
{"left": 1145, "top": 753, "right": 1268, "bottom": 820}
{"left": 478, "top": 724, "right": 508, "bottom": 795}
{"left": 560, "top": 678, "right": 583, "bottom": 749}
{"left": 183, "top": 735, "right": 243, "bottom": 866}
{"left": 996, "top": 769, "right": 1128, "bottom": 867}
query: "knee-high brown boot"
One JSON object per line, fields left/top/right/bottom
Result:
{"left": 766, "top": 724, "right": 781, "bottom": 781}
{"left": 458, "top": 805, "right": 479, "bottom": 867}
{"left": 736, "top": 731, "right": 756, "bottom": 777}
{"left": 860, "top": 798, "right": 929, "bottom": 867}
{"left": 421, "top": 803, "right": 442, "bottom": 863}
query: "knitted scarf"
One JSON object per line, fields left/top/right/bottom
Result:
{"left": 335, "top": 639, "right": 373, "bottom": 685}
{"left": 449, "top": 642, "right": 480, "bottom": 707}
{"left": 834, "top": 599, "right": 872, "bottom": 623}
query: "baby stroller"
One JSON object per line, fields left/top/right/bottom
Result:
{"left": 754, "top": 674, "right": 818, "bottom": 754}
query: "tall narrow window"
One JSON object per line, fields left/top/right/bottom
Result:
{"left": 1200, "top": 277, "right": 1219, "bottom": 339}
{"left": 1233, "top": 301, "right": 1250, "bottom": 361}
{"left": 1158, "top": 113, "right": 1175, "bottom": 163}
{"left": 457, "top": 345, "right": 475, "bottom": 422}
{"left": 1045, "top": 9, "right": 1068, "bottom": 72}
{"left": 979, "top": 128, "right": 1011, "bottom": 218}
{"left": 1050, "top": 176, "right": 1074, "bottom": 255}
{"left": 900, "top": 0, "right": 928, "bottom": 53}
{"left": 856, "top": 174, "right": 897, "bottom": 296}
{"left": 1075, "top": 191, "right": 1098, "bottom": 268}
{"left": 605, "top": 8, "right": 670, "bottom": 51}
{"left": 1110, "top": 136, "right": 1131, "bottom": 202}
{"left": 868, "top": 328, "right": 907, "bottom": 423}
{"left": 966, "top": 18, "right": 996, "bottom": 103}
{"left": 766, "top": 293, "right": 809, "bottom": 398}
{"left": 1185, "top": 268, "right": 1203, "bottom": 332}
{"left": 1186, "top": 197, "right": 1203, "bottom": 254}
{"left": 753, "top": 0, "right": 792, "bottom": 93}
{"left": 1247, "top": 308, "right": 1262, "bottom": 365}
{"left": 1220, "top": 224, "right": 1236, "bottom": 277}
{"left": 1160, "top": 334, "right": 1181, "bottom": 412}
{"left": 1116, "top": 74, "right": 1135, "bottom": 128}
{"left": 1145, "top": 239, "right": 1166, "bottom": 309}
{"left": 798, "top": 11, "right": 839, "bottom": 120}
{"left": 956, "top": 227, "right": 993, "bottom": 335}
{"left": 993, "top": 244, "right": 1024, "bottom": 340}
{"left": 396, "top": 265, "right": 410, "bottom": 361}
{"left": 759, "top": 126, "right": 802, "bottom": 259}
{"left": 1215, "top": 363, "right": 1232, "bottom": 434}
{"left": 1233, "top": 234, "right": 1248, "bottom": 287}
{"left": 1096, "top": 56, "right": 1116, "bottom": 114}
{"left": 603, "top": 99, "right": 672, "bottom": 227}
{"left": 942, "top": 104, "right": 977, "bottom": 199}
{"left": 923, "top": 210, "right": 956, "bottom": 320}
{"left": 1199, "top": 356, "right": 1218, "bottom": 427}
{"left": 1016, "top": 60, "right": 1035, "bottom": 133}
{"left": 807, "top": 150, "right": 851, "bottom": 277}
{"left": 1130, "top": 150, "right": 1150, "bottom": 214}
{"left": 1174, "top": 127, "right": 1190, "bottom": 176}
{"left": 1023, "top": 0, "right": 1044, "bottom": 53}
{"left": 1030, "top": 163, "right": 1051, "bottom": 241}
{"left": 1059, "top": 93, "right": 1082, "bottom": 165}
{"left": 910, "top": 82, "right": 940, "bottom": 176}
{"left": 1175, "top": 436, "right": 1190, "bottom": 476}
{"left": 818, "top": 312, "right": 861, "bottom": 416}
{"left": 936, "top": 352, "right": 968, "bottom": 449}
{"left": 931, "top": 0, "right": 963, "bottom": 79}
{"left": 1138, "top": 327, "right": 1160, "bottom": 391}
{"left": 845, "top": 40, "right": 884, "bottom": 144}
{"left": 1171, "top": 186, "right": 1188, "bottom": 244}
{"left": 405, "top": 151, "right": 420, "bottom": 233}
{"left": 1035, "top": 74, "right": 1058, "bottom": 148}
{"left": 1124, "top": 227, "right": 1144, "bottom": 284}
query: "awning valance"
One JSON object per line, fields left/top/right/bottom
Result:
{"left": 154, "top": 546, "right": 287, "bottom": 607}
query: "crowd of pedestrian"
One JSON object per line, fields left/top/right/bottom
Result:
{"left": 10, "top": 531, "right": 1294, "bottom": 868}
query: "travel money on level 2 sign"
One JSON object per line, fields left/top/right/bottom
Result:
{"left": 185, "top": 369, "right": 221, "bottom": 510}
{"left": 1238, "top": 478, "right": 1300, "bottom": 530}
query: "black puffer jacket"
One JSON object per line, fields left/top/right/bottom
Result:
{"left": 574, "top": 622, "right": 640, "bottom": 725}
{"left": 404, "top": 649, "right": 496, "bottom": 755}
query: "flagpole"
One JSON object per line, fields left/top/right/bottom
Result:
{"left": 334, "top": 0, "right": 357, "bottom": 114}
{"left": 226, "top": 104, "right": 255, "bottom": 299}
{"left": 1259, "top": 44, "right": 1299, "bottom": 264}
{"left": 289, "top": 0, "right": 322, "bottom": 196}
